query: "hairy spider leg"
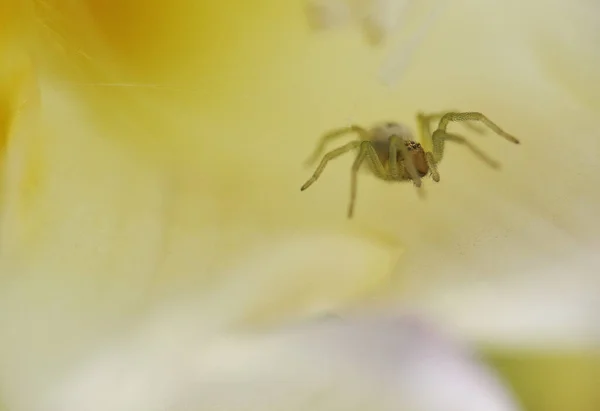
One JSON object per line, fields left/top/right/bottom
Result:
{"left": 301, "top": 140, "right": 362, "bottom": 191}
{"left": 424, "top": 152, "right": 440, "bottom": 182}
{"left": 416, "top": 112, "right": 447, "bottom": 182}
{"left": 348, "top": 146, "right": 368, "bottom": 218}
{"left": 438, "top": 112, "right": 520, "bottom": 144}
{"left": 304, "top": 125, "right": 371, "bottom": 166}
{"left": 432, "top": 112, "right": 520, "bottom": 164}
{"left": 348, "top": 141, "right": 391, "bottom": 218}
{"left": 416, "top": 112, "right": 496, "bottom": 182}
{"left": 418, "top": 110, "right": 487, "bottom": 135}
{"left": 417, "top": 110, "right": 488, "bottom": 153}
{"left": 434, "top": 131, "right": 501, "bottom": 169}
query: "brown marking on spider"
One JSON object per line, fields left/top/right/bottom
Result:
{"left": 301, "top": 111, "right": 520, "bottom": 218}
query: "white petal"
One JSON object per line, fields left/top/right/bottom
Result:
{"left": 42, "top": 314, "right": 521, "bottom": 411}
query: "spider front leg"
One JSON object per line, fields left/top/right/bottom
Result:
{"left": 418, "top": 110, "right": 488, "bottom": 137}
{"left": 425, "top": 152, "right": 440, "bottom": 182}
{"left": 435, "top": 130, "right": 504, "bottom": 166}
{"left": 436, "top": 112, "right": 520, "bottom": 146}
{"left": 303, "top": 125, "right": 370, "bottom": 165}
{"left": 301, "top": 140, "right": 362, "bottom": 191}
{"left": 428, "top": 112, "right": 520, "bottom": 178}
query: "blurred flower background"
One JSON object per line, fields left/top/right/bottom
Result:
{"left": 0, "top": 0, "right": 599, "bottom": 410}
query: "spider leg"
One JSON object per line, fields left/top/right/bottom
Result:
{"left": 425, "top": 152, "right": 440, "bottom": 182}
{"left": 437, "top": 112, "right": 520, "bottom": 144}
{"left": 348, "top": 142, "right": 370, "bottom": 218}
{"left": 431, "top": 131, "right": 501, "bottom": 171}
{"left": 301, "top": 140, "right": 362, "bottom": 191}
{"left": 389, "top": 135, "right": 421, "bottom": 187}
{"left": 426, "top": 112, "right": 519, "bottom": 165}
{"left": 418, "top": 110, "right": 487, "bottom": 135}
{"left": 304, "top": 125, "right": 370, "bottom": 166}
{"left": 362, "top": 142, "right": 389, "bottom": 179}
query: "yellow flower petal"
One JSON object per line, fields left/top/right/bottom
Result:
{"left": 0, "top": 0, "right": 599, "bottom": 410}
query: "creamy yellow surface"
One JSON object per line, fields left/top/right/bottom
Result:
{"left": 0, "top": 1, "right": 598, "bottom": 410}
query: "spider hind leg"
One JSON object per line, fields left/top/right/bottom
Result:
{"left": 300, "top": 140, "right": 362, "bottom": 191}
{"left": 347, "top": 141, "right": 390, "bottom": 218}
{"left": 304, "top": 125, "right": 371, "bottom": 166}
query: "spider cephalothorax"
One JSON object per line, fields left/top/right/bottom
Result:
{"left": 301, "top": 111, "right": 520, "bottom": 218}
{"left": 370, "top": 136, "right": 430, "bottom": 178}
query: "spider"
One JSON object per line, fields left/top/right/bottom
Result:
{"left": 300, "top": 111, "right": 520, "bottom": 218}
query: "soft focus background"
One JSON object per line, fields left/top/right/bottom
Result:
{"left": 0, "top": 0, "right": 599, "bottom": 410}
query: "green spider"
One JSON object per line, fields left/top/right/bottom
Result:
{"left": 301, "top": 111, "right": 520, "bottom": 218}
